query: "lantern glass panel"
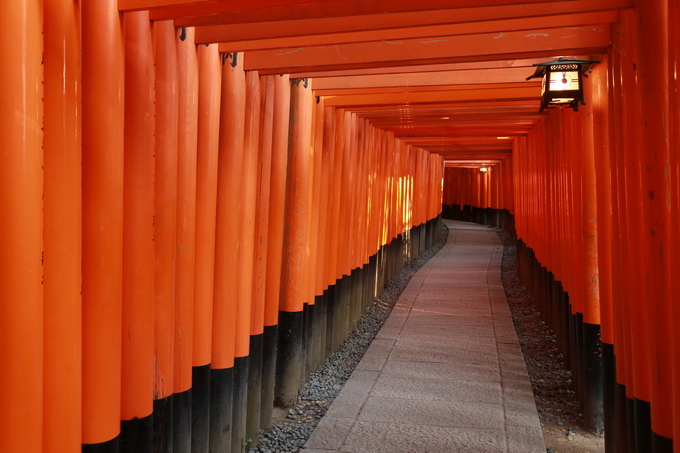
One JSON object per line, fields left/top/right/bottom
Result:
{"left": 548, "top": 70, "right": 580, "bottom": 91}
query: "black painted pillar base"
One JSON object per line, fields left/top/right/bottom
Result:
{"left": 209, "top": 367, "right": 233, "bottom": 453}
{"left": 275, "top": 310, "right": 303, "bottom": 408}
{"left": 634, "top": 398, "right": 653, "bottom": 453}
{"left": 325, "top": 284, "right": 336, "bottom": 358}
{"left": 652, "top": 433, "right": 673, "bottom": 453}
{"left": 173, "top": 388, "right": 191, "bottom": 452}
{"left": 231, "top": 356, "right": 249, "bottom": 453}
{"left": 120, "top": 414, "right": 154, "bottom": 453}
{"left": 312, "top": 293, "right": 325, "bottom": 371}
{"left": 246, "top": 334, "right": 263, "bottom": 446}
{"left": 154, "top": 395, "right": 174, "bottom": 453}
{"left": 602, "top": 344, "right": 616, "bottom": 453}
{"left": 260, "top": 324, "right": 278, "bottom": 431}
{"left": 583, "top": 322, "right": 604, "bottom": 434}
{"left": 191, "top": 365, "right": 210, "bottom": 453}
{"left": 320, "top": 292, "right": 329, "bottom": 363}
{"left": 82, "top": 437, "right": 120, "bottom": 453}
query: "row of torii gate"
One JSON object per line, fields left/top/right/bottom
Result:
{"left": 1, "top": 1, "right": 679, "bottom": 453}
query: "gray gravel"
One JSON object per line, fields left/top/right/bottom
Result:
{"left": 249, "top": 224, "right": 448, "bottom": 453}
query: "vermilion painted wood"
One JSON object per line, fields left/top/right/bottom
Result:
{"left": 316, "top": 81, "right": 541, "bottom": 97}
{"left": 81, "top": 0, "right": 125, "bottom": 445}
{"left": 120, "top": 0, "right": 335, "bottom": 13}
{"left": 244, "top": 25, "right": 611, "bottom": 74}
{"left": 323, "top": 87, "right": 540, "bottom": 108}
{"left": 310, "top": 98, "right": 326, "bottom": 297}
{"left": 82, "top": 1, "right": 124, "bottom": 444}
{"left": 670, "top": 0, "right": 680, "bottom": 445}
{"left": 280, "top": 79, "right": 314, "bottom": 312}
{"left": 121, "top": 10, "right": 155, "bottom": 423}
{"left": 316, "top": 104, "right": 334, "bottom": 293}
{"left": 608, "top": 21, "right": 632, "bottom": 394}
{"left": 43, "top": 0, "right": 82, "bottom": 450}
{"left": 291, "top": 58, "right": 556, "bottom": 80}
{"left": 212, "top": 12, "right": 619, "bottom": 52}
{"left": 153, "top": 20, "right": 179, "bottom": 402}
{"left": 636, "top": 0, "right": 672, "bottom": 439}
{"left": 175, "top": 26, "right": 199, "bottom": 394}
{"left": 327, "top": 109, "right": 345, "bottom": 283}
{"left": 312, "top": 68, "right": 540, "bottom": 91}
{"left": 0, "top": 1, "right": 43, "bottom": 452}
{"left": 195, "top": 0, "right": 633, "bottom": 42}
{"left": 235, "top": 70, "right": 261, "bottom": 358}
{"left": 589, "top": 58, "right": 614, "bottom": 345}
{"left": 193, "top": 44, "right": 221, "bottom": 367}
{"left": 619, "top": 9, "right": 650, "bottom": 404}
{"left": 252, "top": 75, "right": 275, "bottom": 336}
{"left": 170, "top": 0, "right": 597, "bottom": 26}
{"left": 320, "top": 107, "right": 338, "bottom": 289}
{"left": 264, "top": 74, "right": 292, "bottom": 327}
{"left": 212, "top": 53, "right": 246, "bottom": 369}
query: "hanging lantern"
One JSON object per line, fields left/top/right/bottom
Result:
{"left": 526, "top": 58, "right": 599, "bottom": 112}
{"left": 479, "top": 166, "right": 488, "bottom": 173}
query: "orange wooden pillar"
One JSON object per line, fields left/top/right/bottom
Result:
{"left": 175, "top": 26, "right": 199, "bottom": 452}
{"left": 246, "top": 74, "right": 274, "bottom": 443}
{"left": 192, "top": 43, "right": 222, "bottom": 453}
{"left": 261, "top": 74, "right": 291, "bottom": 429}
{"left": 275, "top": 78, "right": 313, "bottom": 408}
{"left": 316, "top": 104, "right": 336, "bottom": 360}
{"left": 152, "top": 20, "right": 179, "bottom": 451}
{"left": 321, "top": 106, "right": 340, "bottom": 355}
{"left": 620, "top": 11, "right": 654, "bottom": 451}
{"left": 579, "top": 79, "right": 604, "bottom": 434}
{"left": 120, "top": 11, "right": 155, "bottom": 451}
{"left": 306, "top": 95, "right": 326, "bottom": 374}
{"left": 590, "top": 53, "right": 617, "bottom": 450}
{"left": 635, "top": 2, "right": 673, "bottom": 450}
{"left": 327, "top": 109, "right": 345, "bottom": 350}
{"left": 232, "top": 69, "right": 261, "bottom": 452}
{"left": 81, "top": 0, "right": 124, "bottom": 450}
{"left": 606, "top": 38, "right": 628, "bottom": 453}
{"left": 43, "top": 1, "right": 81, "bottom": 451}
{"left": 0, "top": 2, "right": 43, "bottom": 452}
{"left": 670, "top": 2, "right": 680, "bottom": 450}
{"left": 211, "top": 52, "right": 246, "bottom": 453}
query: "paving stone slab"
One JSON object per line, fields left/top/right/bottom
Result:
{"left": 357, "top": 396, "right": 504, "bottom": 430}
{"left": 341, "top": 422, "right": 506, "bottom": 453}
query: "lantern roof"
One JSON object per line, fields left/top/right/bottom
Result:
{"left": 525, "top": 58, "right": 600, "bottom": 81}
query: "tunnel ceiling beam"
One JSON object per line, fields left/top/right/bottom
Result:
{"left": 161, "top": 0, "right": 631, "bottom": 26}
{"left": 311, "top": 68, "right": 557, "bottom": 91}
{"left": 192, "top": 0, "right": 628, "bottom": 42}
{"left": 321, "top": 86, "right": 540, "bottom": 108}
{"left": 242, "top": 25, "right": 611, "bottom": 74}
{"left": 209, "top": 11, "right": 618, "bottom": 51}
{"left": 290, "top": 59, "right": 562, "bottom": 79}
{"left": 119, "top": 0, "right": 336, "bottom": 13}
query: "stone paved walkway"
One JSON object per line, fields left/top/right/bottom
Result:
{"left": 301, "top": 220, "right": 546, "bottom": 453}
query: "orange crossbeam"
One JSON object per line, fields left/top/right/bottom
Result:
{"left": 290, "top": 58, "right": 554, "bottom": 79}
{"left": 322, "top": 86, "right": 540, "bottom": 108}
{"left": 244, "top": 25, "right": 611, "bottom": 74}
{"left": 194, "top": 0, "right": 628, "bottom": 41}
{"left": 315, "top": 81, "right": 541, "bottom": 97}
{"left": 174, "top": 0, "right": 629, "bottom": 26}
{"left": 121, "top": 0, "right": 335, "bottom": 13}
{"left": 312, "top": 68, "right": 548, "bottom": 90}
{"left": 212, "top": 12, "right": 618, "bottom": 51}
